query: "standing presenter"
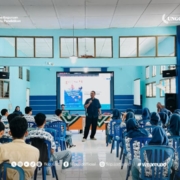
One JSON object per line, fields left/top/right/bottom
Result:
{"left": 82, "top": 91, "right": 101, "bottom": 142}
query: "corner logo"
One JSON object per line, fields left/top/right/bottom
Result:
{"left": 162, "top": 14, "right": 180, "bottom": 24}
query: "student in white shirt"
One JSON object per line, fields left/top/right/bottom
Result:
{"left": 1, "top": 109, "right": 8, "bottom": 122}
{"left": 23, "top": 106, "right": 35, "bottom": 122}
{"left": 0, "top": 121, "right": 5, "bottom": 138}
{"left": 51, "top": 109, "right": 76, "bottom": 148}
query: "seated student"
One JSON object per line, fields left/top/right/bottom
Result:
{"left": 27, "top": 113, "right": 72, "bottom": 173}
{"left": 107, "top": 109, "right": 121, "bottom": 134}
{"left": 51, "top": 109, "right": 76, "bottom": 148}
{"left": 145, "top": 112, "right": 161, "bottom": 126}
{"left": 141, "top": 108, "right": 151, "bottom": 122}
{"left": 131, "top": 126, "right": 173, "bottom": 180}
{"left": 0, "top": 117, "right": 39, "bottom": 180}
{"left": 120, "top": 112, "right": 135, "bottom": 128}
{"left": 13, "top": 106, "right": 23, "bottom": 116}
{"left": 124, "top": 118, "right": 149, "bottom": 162}
{"left": 23, "top": 106, "right": 35, "bottom": 122}
{"left": 1, "top": 109, "right": 8, "bottom": 122}
{"left": 159, "top": 112, "right": 169, "bottom": 128}
{"left": 168, "top": 114, "right": 180, "bottom": 136}
{"left": 157, "top": 102, "right": 172, "bottom": 117}
{"left": 2, "top": 113, "right": 20, "bottom": 138}
{"left": 61, "top": 104, "right": 69, "bottom": 116}
{"left": 173, "top": 109, "right": 180, "bottom": 115}
{"left": 0, "top": 121, "right": 5, "bottom": 138}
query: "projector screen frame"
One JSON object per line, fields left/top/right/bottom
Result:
{"left": 56, "top": 71, "right": 114, "bottom": 111}
{"left": 133, "top": 78, "right": 141, "bottom": 106}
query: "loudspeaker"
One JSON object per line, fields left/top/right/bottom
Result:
{"left": 162, "top": 70, "right": 176, "bottom": 77}
{"left": 165, "top": 93, "right": 177, "bottom": 112}
{"left": 0, "top": 72, "right": 9, "bottom": 79}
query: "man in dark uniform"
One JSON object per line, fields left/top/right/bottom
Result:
{"left": 82, "top": 91, "right": 101, "bottom": 142}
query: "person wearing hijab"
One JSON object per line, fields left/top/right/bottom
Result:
{"left": 174, "top": 109, "right": 180, "bottom": 115}
{"left": 168, "top": 114, "right": 180, "bottom": 136}
{"left": 120, "top": 112, "right": 135, "bottom": 128}
{"left": 139, "top": 108, "right": 151, "bottom": 126}
{"left": 159, "top": 112, "right": 169, "bottom": 128}
{"left": 13, "top": 106, "right": 23, "bottom": 116}
{"left": 126, "top": 108, "right": 135, "bottom": 114}
{"left": 145, "top": 112, "right": 161, "bottom": 126}
{"left": 125, "top": 118, "right": 149, "bottom": 138}
{"left": 107, "top": 109, "right": 121, "bottom": 135}
{"left": 131, "top": 126, "right": 173, "bottom": 180}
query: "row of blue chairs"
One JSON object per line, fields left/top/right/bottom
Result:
{"left": 107, "top": 120, "right": 180, "bottom": 180}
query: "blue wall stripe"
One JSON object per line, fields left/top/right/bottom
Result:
{"left": 30, "top": 95, "right": 142, "bottom": 115}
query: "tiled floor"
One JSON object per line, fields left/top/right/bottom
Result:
{"left": 37, "top": 130, "right": 131, "bottom": 180}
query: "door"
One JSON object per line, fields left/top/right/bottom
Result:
{"left": 26, "top": 88, "right": 30, "bottom": 106}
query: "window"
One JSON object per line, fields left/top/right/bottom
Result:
{"left": 160, "top": 66, "right": 166, "bottom": 74}
{"left": 160, "top": 78, "right": 176, "bottom": 97}
{"left": 17, "top": 38, "right": 34, "bottom": 57}
{"left": 0, "top": 80, "right": 9, "bottom": 98}
{"left": 146, "top": 82, "right": 156, "bottom": 97}
{"left": 0, "top": 66, "right": 9, "bottom": 72}
{"left": 169, "top": 65, "right": 176, "bottom": 70}
{"left": 0, "top": 36, "right": 53, "bottom": 58}
{"left": 60, "top": 37, "right": 112, "bottom": 58}
{"left": 35, "top": 38, "right": 53, "bottom": 57}
{"left": 26, "top": 69, "right": 30, "bottom": 82}
{"left": 139, "top": 37, "right": 156, "bottom": 57}
{"left": 152, "top": 66, "right": 156, "bottom": 77}
{"left": 157, "top": 36, "right": 175, "bottom": 57}
{"left": 0, "top": 37, "right": 15, "bottom": 57}
{"left": 78, "top": 38, "right": 94, "bottom": 58}
{"left": 120, "top": 37, "right": 137, "bottom": 57}
{"left": 19, "top": 67, "right": 23, "bottom": 79}
{"left": 146, "top": 66, "right": 149, "bottom": 79}
{"left": 119, "top": 35, "right": 176, "bottom": 57}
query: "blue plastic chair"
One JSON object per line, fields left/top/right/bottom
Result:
{"left": 168, "top": 136, "right": 180, "bottom": 152}
{"left": 2, "top": 162, "right": 25, "bottom": 180}
{"left": 125, "top": 137, "right": 152, "bottom": 180}
{"left": 27, "top": 122, "right": 37, "bottom": 128}
{"left": 26, "top": 139, "right": 59, "bottom": 180}
{"left": 174, "top": 146, "right": 180, "bottom": 179}
{"left": 106, "top": 119, "right": 122, "bottom": 146}
{"left": 44, "top": 128, "right": 58, "bottom": 152}
{"left": 140, "top": 145, "right": 174, "bottom": 180}
{"left": 0, "top": 137, "right": 12, "bottom": 143}
{"left": 47, "top": 121, "right": 66, "bottom": 151}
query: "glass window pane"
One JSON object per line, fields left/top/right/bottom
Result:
{"left": 160, "top": 66, "right": 166, "bottom": 74}
{"left": 60, "top": 38, "right": 77, "bottom": 57}
{"left": 171, "top": 78, "right": 176, "bottom": 93}
{"left": 0, "top": 37, "right": 15, "bottom": 57}
{"left": 96, "top": 38, "right": 112, "bottom": 57}
{"left": 169, "top": 65, "right": 176, "bottom": 70}
{"left": 165, "top": 79, "right": 170, "bottom": 93}
{"left": 153, "top": 83, "right": 156, "bottom": 97}
{"left": 3, "top": 81, "right": 9, "bottom": 98}
{"left": 139, "top": 37, "right": 156, "bottom": 57}
{"left": 35, "top": 38, "right": 53, "bottom": 57}
{"left": 160, "top": 80, "right": 165, "bottom": 97}
{"left": 146, "top": 66, "right": 149, "bottom": 79}
{"left": 146, "top": 84, "right": 149, "bottom": 97}
{"left": 78, "top": 38, "right": 94, "bottom": 58}
{"left": 152, "top": 66, "right": 156, "bottom": 77}
{"left": 17, "top": 38, "right": 34, "bottom": 57}
{"left": 120, "top": 38, "right": 137, "bottom": 57}
{"left": 158, "top": 36, "right": 175, "bottom": 56}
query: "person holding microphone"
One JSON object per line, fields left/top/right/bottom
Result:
{"left": 82, "top": 91, "right": 101, "bottom": 142}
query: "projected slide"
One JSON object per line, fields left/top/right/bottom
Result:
{"left": 57, "top": 72, "right": 114, "bottom": 110}
{"left": 134, "top": 79, "right": 141, "bottom": 106}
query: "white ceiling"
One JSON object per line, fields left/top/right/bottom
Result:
{"left": 0, "top": 0, "right": 180, "bottom": 29}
